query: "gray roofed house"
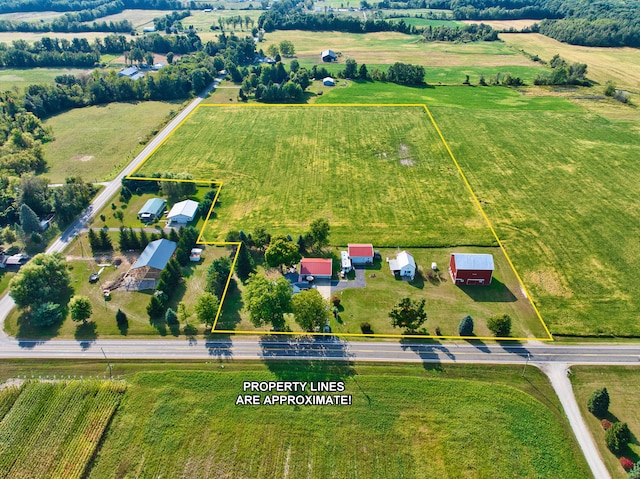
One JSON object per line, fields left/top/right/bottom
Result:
{"left": 388, "top": 250, "right": 416, "bottom": 280}
{"left": 118, "top": 66, "right": 139, "bottom": 77}
{"left": 137, "top": 198, "right": 166, "bottom": 222}
{"left": 167, "top": 199, "right": 199, "bottom": 225}
{"left": 125, "top": 239, "right": 177, "bottom": 290}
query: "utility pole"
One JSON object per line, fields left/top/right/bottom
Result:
{"left": 101, "top": 347, "right": 113, "bottom": 380}
{"left": 521, "top": 352, "right": 531, "bottom": 377}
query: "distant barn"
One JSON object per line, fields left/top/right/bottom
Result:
{"left": 449, "top": 253, "right": 494, "bottom": 286}
{"left": 321, "top": 49, "right": 337, "bottom": 62}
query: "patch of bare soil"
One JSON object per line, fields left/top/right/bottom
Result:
{"left": 75, "top": 155, "right": 94, "bottom": 162}
{"left": 398, "top": 143, "right": 414, "bottom": 166}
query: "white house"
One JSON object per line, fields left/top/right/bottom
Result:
{"left": 348, "top": 243, "right": 374, "bottom": 265}
{"left": 388, "top": 250, "right": 416, "bottom": 280}
{"left": 323, "top": 77, "right": 335, "bottom": 86}
{"left": 167, "top": 199, "right": 199, "bottom": 225}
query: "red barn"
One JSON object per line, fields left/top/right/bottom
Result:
{"left": 449, "top": 253, "right": 494, "bottom": 286}
{"left": 299, "top": 258, "right": 333, "bottom": 281}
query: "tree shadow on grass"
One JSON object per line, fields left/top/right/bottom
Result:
{"left": 16, "top": 311, "right": 64, "bottom": 344}
{"left": 457, "top": 278, "right": 517, "bottom": 302}
{"left": 149, "top": 317, "right": 167, "bottom": 336}
{"left": 74, "top": 321, "right": 98, "bottom": 349}
{"left": 258, "top": 335, "right": 355, "bottom": 383}
{"left": 212, "top": 285, "right": 244, "bottom": 331}
{"left": 117, "top": 318, "right": 128, "bottom": 336}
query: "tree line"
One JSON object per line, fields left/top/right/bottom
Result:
{"left": 430, "top": 0, "right": 640, "bottom": 48}
{"left": 0, "top": 0, "right": 186, "bottom": 14}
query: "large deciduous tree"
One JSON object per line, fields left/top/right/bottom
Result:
{"left": 389, "top": 297, "right": 427, "bottom": 333}
{"left": 9, "top": 253, "right": 72, "bottom": 311}
{"left": 206, "top": 256, "right": 232, "bottom": 299}
{"left": 487, "top": 313, "right": 511, "bottom": 337}
{"left": 587, "top": 387, "right": 610, "bottom": 417}
{"left": 307, "top": 218, "right": 330, "bottom": 249}
{"left": 244, "top": 274, "right": 292, "bottom": 329}
{"left": 195, "top": 292, "right": 220, "bottom": 327}
{"left": 265, "top": 237, "right": 301, "bottom": 270}
{"left": 70, "top": 295, "right": 92, "bottom": 324}
{"left": 292, "top": 288, "right": 329, "bottom": 332}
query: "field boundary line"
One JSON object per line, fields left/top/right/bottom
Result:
{"left": 423, "top": 104, "right": 553, "bottom": 341}
{"left": 125, "top": 102, "right": 552, "bottom": 341}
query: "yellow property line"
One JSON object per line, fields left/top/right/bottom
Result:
{"left": 125, "top": 103, "right": 552, "bottom": 341}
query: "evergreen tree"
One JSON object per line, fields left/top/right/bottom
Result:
{"left": 118, "top": 226, "right": 130, "bottom": 251}
{"left": 139, "top": 229, "right": 150, "bottom": 249}
{"left": 147, "top": 294, "right": 165, "bottom": 319}
{"left": 128, "top": 228, "right": 141, "bottom": 250}
{"left": 165, "top": 307, "right": 178, "bottom": 325}
{"left": 99, "top": 229, "right": 113, "bottom": 251}
{"left": 235, "top": 243, "right": 255, "bottom": 281}
{"left": 19, "top": 203, "right": 40, "bottom": 234}
{"left": 458, "top": 315, "right": 474, "bottom": 336}
{"left": 87, "top": 229, "right": 101, "bottom": 254}
{"left": 587, "top": 388, "right": 610, "bottom": 417}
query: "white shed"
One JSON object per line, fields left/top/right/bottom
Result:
{"left": 167, "top": 200, "right": 199, "bottom": 225}
{"left": 388, "top": 251, "right": 416, "bottom": 280}
{"left": 323, "top": 77, "right": 336, "bottom": 86}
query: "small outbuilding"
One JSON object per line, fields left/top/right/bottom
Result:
{"left": 449, "top": 253, "right": 494, "bottom": 285}
{"left": 388, "top": 251, "right": 416, "bottom": 281}
{"left": 321, "top": 49, "right": 337, "bottom": 62}
{"left": 323, "top": 77, "right": 335, "bottom": 86}
{"left": 137, "top": 198, "right": 166, "bottom": 222}
{"left": 167, "top": 199, "right": 199, "bottom": 225}
{"left": 124, "top": 239, "right": 177, "bottom": 290}
{"left": 340, "top": 251, "right": 352, "bottom": 274}
{"left": 299, "top": 258, "right": 333, "bottom": 281}
{"left": 348, "top": 243, "right": 374, "bottom": 265}
{"left": 190, "top": 248, "right": 203, "bottom": 262}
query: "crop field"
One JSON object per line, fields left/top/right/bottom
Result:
{"left": 501, "top": 33, "right": 640, "bottom": 93}
{"left": 571, "top": 366, "right": 640, "bottom": 478}
{"left": 136, "top": 105, "right": 494, "bottom": 248}
{"left": 0, "top": 11, "right": 61, "bottom": 22}
{"left": 0, "top": 380, "right": 125, "bottom": 479}
{"left": 80, "top": 9, "right": 173, "bottom": 29}
{"left": 261, "top": 30, "right": 542, "bottom": 68}
{"left": 43, "top": 101, "right": 180, "bottom": 183}
{"left": 430, "top": 107, "right": 640, "bottom": 337}
{"left": 80, "top": 364, "right": 590, "bottom": 478}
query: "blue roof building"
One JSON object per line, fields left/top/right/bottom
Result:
{"left": 125, "top": 239, "right": 178, "bottom": 290}
{"left": 137, "top": 198, "right": 166, "bottom": 222}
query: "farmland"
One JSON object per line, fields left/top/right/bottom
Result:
{"left": 77, "top": 362, "right": 589, "bottom": 478}
{"left": 136, "top": 105, "right": 495, "bottom": 248}
{"left": 43, "top": 101, "right": 181, "bottom": 183}
{"left": 0, "top": 380, "right": 125, "bottom": 479}
{"left": 0, "top": 67, "right": 91, "bottom": 92}
{"left": 571, "top": 366, "right": 640, "bottom": 478}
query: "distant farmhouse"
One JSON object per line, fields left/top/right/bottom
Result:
{"left": 137, "top": 198, "right": 166, "bottom": 222}
{"left": 299, "top": 258, "right": 333, "bottom": 281}
{"left": 388, "top": 250, "right": 416, "bottom": 281}
{"left": 321, "top": 49, "right": 337, "bottom": 62}
{"left": 124, "top": 239, "right": 177, "bottom": 290}
{"left": 118, "top": 66, "right": 144, "bottom": 81}
{"left": 449, "top": 253, "right": 494, "bottom": 285}
{"left": 167, "top": 199, "right": 199, "bottom": 226}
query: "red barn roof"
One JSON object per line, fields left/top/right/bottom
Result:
{"left": 299, "top": 258, "right": 333, "bottom": 277}
{"left": 348, "top": 243, "right": 374, "bottom": 258}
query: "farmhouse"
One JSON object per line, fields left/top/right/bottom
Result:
{"left": 348, "top": 243, "right": 374, "bottom": 265}
{"left": 388, "top": 251, "right": 416, "bottom": 280}
{"left": 321, "top": 49, "right": 337, "bottom": 62}
{"left": 167, "top": 199, "right": 199, "bottom": 225}
{"left": 124, "top": 239, "right": 177, "bottom": 290}
{"left": 449, "top": 253, "right": 494, "bottom": 285}
{"left": 323, "top": 77, "right": 336, "bottom": 86}
{"left": 299, "top": 258, "right": 333, "bottom": 281}
{"left": 137, "top": 198, "right": 166, "bottom": 222}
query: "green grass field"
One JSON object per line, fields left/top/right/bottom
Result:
{"left": 137, "top": 105, "right": 494, "bottom": 248}
{"left": 42, "top": 101, "right": 181, "bottom": 183}
{"left": 0, "top": 67, "right": 92, "bottom": 92}
{"left": 0, "top": 380, "right": 125, "bottom": 479}
{"left": 571, "top": 366, "right": 640, "bottom": 478}
{"left": 66, "top": 362, "right": 589, "bottom": 478}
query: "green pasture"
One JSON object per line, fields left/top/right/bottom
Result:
{"left": 42, "top": 101, "right": 180, "bottom": 183}
{"left": 387, "top": 17, "right": 465, "bottom": 27}
{"left": 76, "top": 363, "right": 590, "bottom": 478}
{"left": 429, "top": 107, "right": 640, "bottom": 337}
{"left": 0, "top": 67, "right": 92, "bottom": 92}
{"left": 571, "top": 366, "right": 640, "bottom": 478}
{"left": 0, "top": 11, "right": 60, "bottom": 22}
{"left": 136, "top": 105, "right": 495, "bottom": 248}
{"left": 314, "top": 81, "right": 580, "bottom": 111}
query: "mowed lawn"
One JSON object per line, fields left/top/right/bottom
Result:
{"left": 137, "top": 105, "right": 495, "bottom": 248}
{"left": 430, "top": 107, "right": 640, "bottom": 337}
{"left": 43, "top": 101, "right": 180, "bottom": 183}
{"left": 571, "top": 366, "right": 640, "bottom": 478}
{"left": 84, "top": 363, "right": 591, "bottom": 479}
